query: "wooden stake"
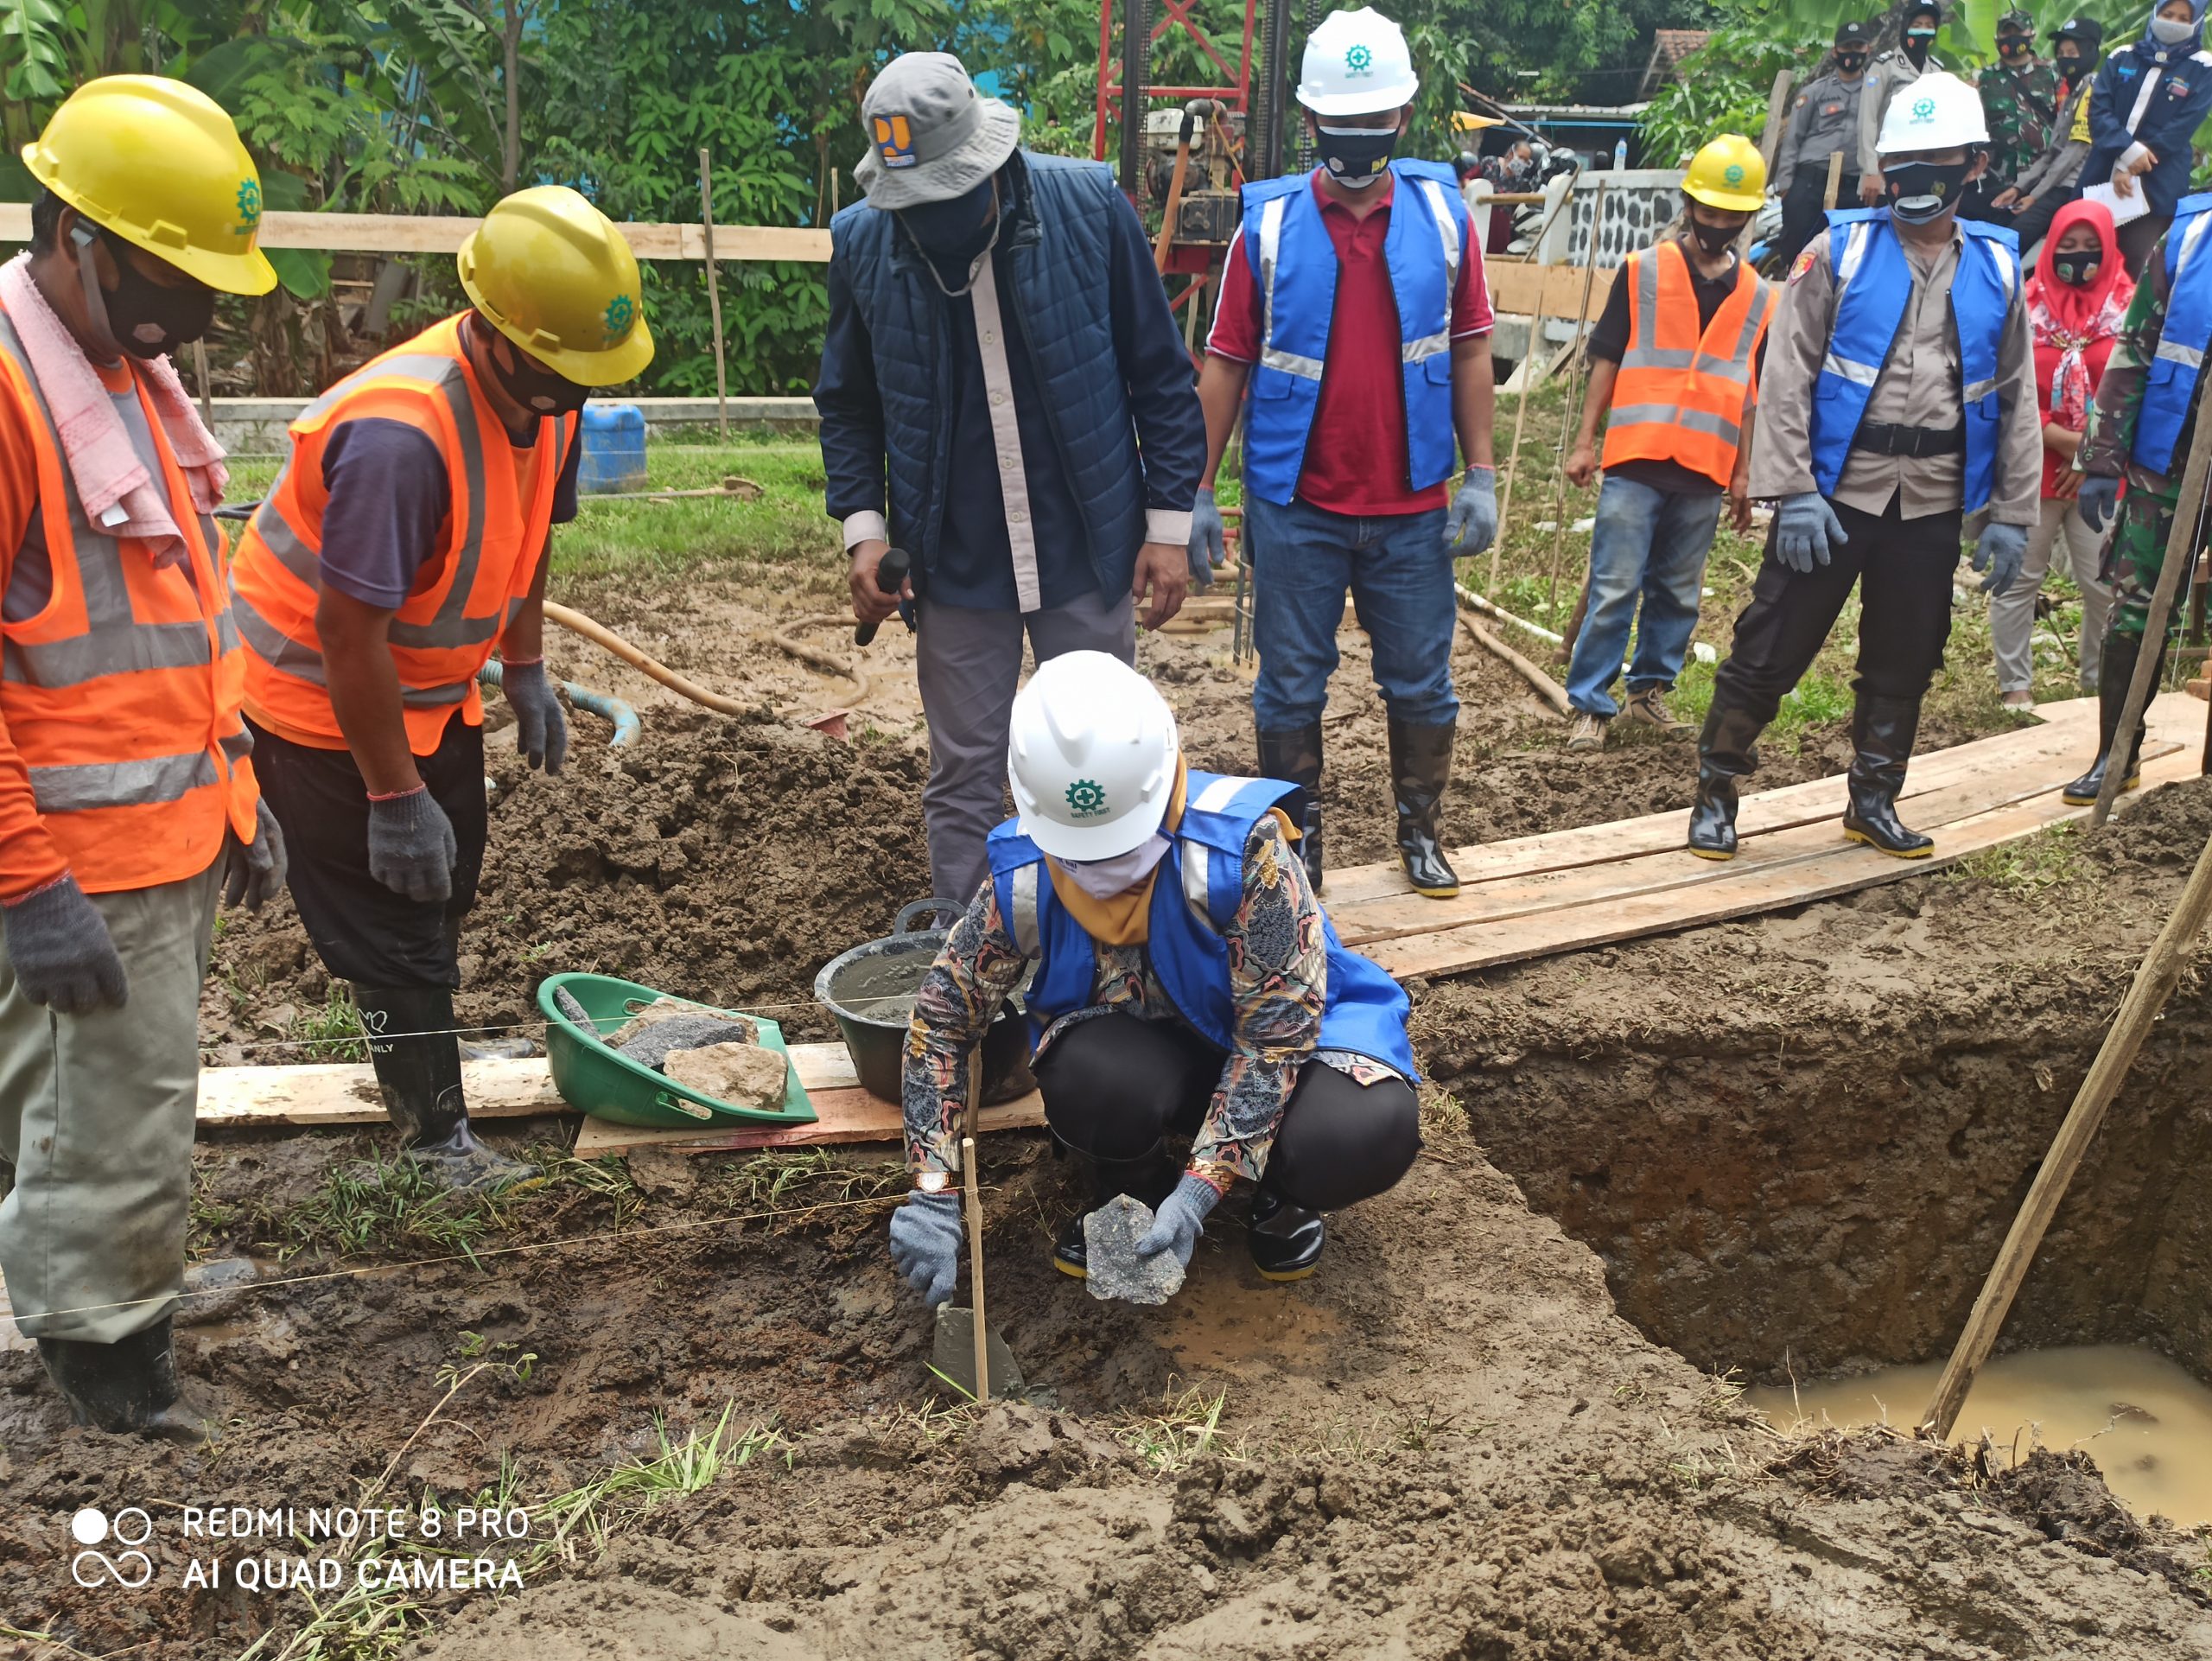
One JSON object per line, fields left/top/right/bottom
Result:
{"left": 1495, "top": 284, "right": 1552, "bottom": 594}
{"left": 2092, "top": 404, "right": 2212, "bottom": 824}
{"left": 1741, "top": 71, "right": 1794, "bottom": 258}
{"left": 961, "top": 1048, "right": 988, "bottom": 1401}
{"left": 190, "top": 338, "right": 215, "bottom": 430}
{"left": 1544, "top": 184, "right": 1607, "bottom": 621}
{"left": 1822, "top": 150, "right": 1844, "bottom": 213}
{"left": 697, "top": 148, "right": 729, "bottom": 443}
{"left": 1154, "top": 114, "right": 1194, "bottom": 272}
{"left": 1921, "top": 818, "right": 2212, "bottom": 1441}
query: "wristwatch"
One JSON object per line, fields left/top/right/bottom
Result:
{"left": 915, "top": 1170, "right": 952, "bottom": 1195}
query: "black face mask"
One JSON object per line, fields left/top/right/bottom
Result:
{"left": 1998, "top": 37, "right": 2032, "bottom": 59}
{"left": 1904, "top": 27, "right": 1937, "bottom": 64}
{"left": 1885, "top": 157, "right": 1973, "bottom": 223}
{"left": 481, "top": 327, "right": 590, "bottom": 417}
{"left": 1316, "top": 123, "right": 1399, "bottom": 189}
{"left": 1836, "top": 52, "right": 1869, "bottom": 73}
{"left": 1688, "top": 218, "right": 1742, "bottom": 257}
{"left": 2056, "top": 51, "right": 2084, "bottom": 80}
{"left": 75, "top": 226, "right": 214, "bottom": 360}
{"left": 898, "top": 178, "right": 999, "bottom": 258}
{"left": 2051, "top": 251, "right": 2101, "bottom": 286}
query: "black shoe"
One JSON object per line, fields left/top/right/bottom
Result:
{"left": 1052, "top": 1144, "right": 1179, "bottom": 1281}
{"left": 1054, "top": 1211, "right": 1090, "bottom": 1278}
{"left": 1255, "top": 724, "right": 1325, "bottom": 895}
{"left": 1688, "top": 698, "right": 1767, "bottom": 861}
{"left": 1247, "top": 1188, "right": 1326, "bottom": 1282}
{"left": 1387, "top": 718, "right": 1460, "bottom": 899}
{"left": 356, "top": 986, "right": 531, "bottom": 1189}
{"left": 2063, "top": 632, "right": 2152, "bottom": 806}
{"left": 37, "top": 1321, "right": 213, "bottom": 1443}
{"left": 1840, "top": 693, "right": 1933, "bottom": 858}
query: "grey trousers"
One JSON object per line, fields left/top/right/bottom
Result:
{"left": 1987, "top": 495, "right": 2113, "bottom": 695}
{"left": 915, "top": 587, "right": 1136, "bottom": 906}
{"left": 0, "top": 862, "right": 219, "bottom": 1342}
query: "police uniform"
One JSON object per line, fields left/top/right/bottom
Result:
{"left": 1861, "top": 43, "right": 1942, "bottom": 183}
{"left": 1774, "top": 66, "right": 1867, "bottom": 264}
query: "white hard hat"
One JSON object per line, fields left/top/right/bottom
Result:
{"left": 1875, "top": 71, "right": 1988, "bottom": 156}
{"left": 1298, "top": 8, "right": 1420, "bottom": 118}
{"left": 1007, "top": 652, "right": 1181, "bottom": 861}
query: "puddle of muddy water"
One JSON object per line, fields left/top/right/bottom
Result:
{"left": 1749, "top": 1344, "right": 2212, "bottom": 1525}
{"left": 1166, "top": 1262, "right": 1342, "bottom": 1372}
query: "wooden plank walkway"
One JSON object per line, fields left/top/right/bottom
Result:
{"left": 194, "top": 692, "right": 2203, "bottom": 1150}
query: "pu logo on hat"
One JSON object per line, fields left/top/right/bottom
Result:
{"left": 1723, "top": 162, "right": 1745, "bottom": 186}
{"left": 235, "top": 177, "right": 262, "bottom": 233}
{"left": 1911, "top": 96, "right": 1937, "bottom": 119}
{"left": 1065, "top": 780, "right": 1108, "bottom": 818}
{"left": 1344, "top": 41, "right": 1374, "bottom": 74}
{"left": 602, "top": 293, "right": 634, "bottom": 343}
{"left": 872, "top": 113, "right": 918, "bottom": 169}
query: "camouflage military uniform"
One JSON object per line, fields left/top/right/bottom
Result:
{"left": 1980, "top": 56, "right": 2061, "bottom": 190}
{"left": 2079, "top": 243, "right": 2189, "bottom": 640}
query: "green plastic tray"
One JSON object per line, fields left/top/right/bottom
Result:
{"left": 537, "top": 971, "right": 818, "bottom": 1130}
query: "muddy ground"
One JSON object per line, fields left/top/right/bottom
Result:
{"left": 4, "top": 571, "right": 2209, "bottom": 1658}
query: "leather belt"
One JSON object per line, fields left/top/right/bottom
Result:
{"left": 1853, "top": 421, "right": 1967, "bottom": 458}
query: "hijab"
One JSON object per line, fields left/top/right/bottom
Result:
{"left": 2025, "top": 198, "right": 2132, "bottom": 428}
{"left": 2140, "top": 0, "right": 2208, "bottom": 63}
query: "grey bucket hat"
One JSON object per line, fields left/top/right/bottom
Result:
{"left": 855, "top": 52, "right": 1022, "bottom": 211}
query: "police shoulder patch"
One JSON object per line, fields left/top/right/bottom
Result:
{"left": 1789, "top": 247, "right": 1819, "bottom": 284}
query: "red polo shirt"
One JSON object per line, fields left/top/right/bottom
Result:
{"left": 1207, "top": 170, "right": 1493, "bottom": 516}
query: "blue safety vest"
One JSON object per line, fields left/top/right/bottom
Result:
{"left": 986, "top": 770, "right": 1417, "bottom": 1079}
{"left": 1237, "top": 160, "right": 1469, "bottom": 507}
{"left": 1809, "top": 209, "right": 2020, "bottom": 512}
{"left": 2132, "top": 192, "right": 2212, "bottom": 474}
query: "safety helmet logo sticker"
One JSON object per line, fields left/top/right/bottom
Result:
{"left": 602, "top": 294, "right": 635, "bottom": 341}
{"left": 1911, "top": 97, "right": 1936, "bottom": 120}
{"left": 235, "top": 178, "right": 262, "bottom": 232}
{"left": 1723, "top": 162, "right": 1745, "bottom": 186}
{"left": 872, "top": 113, "right": 918, "bottom": 169}
{"left": 1344, "top": 42, "right": 1373, "bottom": 74}
{"left": 1065, "top": 780, "right": 1108, "bottom": 818}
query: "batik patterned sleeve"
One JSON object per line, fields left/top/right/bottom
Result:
{"left": 901, "top": 882, "right": 1033, "bottom": 1175}
{"left": 1185, "top": 815, "right": 1326, "bottom": 1190}
{"left": 2082, "top": 253, "right": 2170, "bottom": 479}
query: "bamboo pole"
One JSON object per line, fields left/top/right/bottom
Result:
{"left": 1460, "top": 614, "right": 1570, "bottom": 714}
{"left": 1543, "top": 183, "right": 1607, "bottom": 621}
{"left": 962, "top": 1050, "right": 988, "bottom": 1402}
{"left": 1495, "top": 283, "right": 1552, "bottom": 594}
{"left": 1823, "top": 150, "right": 1844, "bottom": 213}
{"left": 698, "top": 148, "right": 729, "bottom": 442}
{"left": 190, "top": 340, "right": 215, "bottom": 430}
{"left": 1921, "top": 820, "right": 2212, "bottom": 1440}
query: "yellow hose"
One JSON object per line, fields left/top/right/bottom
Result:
{"left": 542, "top": 600, "right": 751, "bottom": 716}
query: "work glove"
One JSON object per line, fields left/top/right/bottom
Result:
{"left": 499, "top": 658, "right": 568, "bottom": 775}
{"left": 888, "top": 1190, "right": 963, "bottom": 1307}
{"left": 1135, "top": 1173, "right": 1223, "bottom": 1275}
{"left": 2, "top": 875, "right": 128, "bottom": 1015}
{"left": 1774, "top": 492, "right": 1847, "bottom": 574}
{"left": 1446, "top": 465, "right": 1499, "bottom": 557}
{"left": 1973, "top": 520, "right": 2029, "bottom": 597}
{"left": 220, "top": 799, "right": 289, "bottom": 912}
{"left": 2076, "top": 473, "right": 2121, "bottom": 534}
{"left": 367, "top": 786, "right": 458, "bottom": 906}
{"left": 1189, "top": 486, "right": 1226, "bottom": 582}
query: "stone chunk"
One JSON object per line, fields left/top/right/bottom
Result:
{"left": 616, "top": 1013, "right": 760, "bottom": 1069}
{"left": 1083, "top": 1194, "right": 1185, "bottom": 1305}
{"left": 661, "top": 1041, "right": 788, "bottom": 1111}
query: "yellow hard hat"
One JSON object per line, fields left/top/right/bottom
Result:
{"left": 21, "top": 74, "right": 277, "bottom": 296}
{"left": 1683, "top": 134, "right": 1766, "bottom": 213}
{"left": 458, "top": 186, "right": 655, "bottom": 387}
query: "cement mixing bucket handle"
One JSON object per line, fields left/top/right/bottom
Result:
{"left": 895, "top": 898, "right": 966, "bottom": 936}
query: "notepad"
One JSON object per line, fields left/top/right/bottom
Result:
{"left": 2082, "top": 180, "right": 2151, "bottom": 227}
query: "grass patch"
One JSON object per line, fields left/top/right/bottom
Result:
{"left": 1119, "top": 1385, "right": 1236, "bottom": 1473}
{"left": 709, "top": 1149, "right": 907, "bottom": 1212}
{"left": 1942, "top": 821, "right": 2088, "bottom": 895}
{"left": 289, "top": 987, "right": 368, "bottom": 1063}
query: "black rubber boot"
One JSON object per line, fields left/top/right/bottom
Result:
{"left": 1687, "top": 698, "right": 1767, "bottom": 861}
{"left": 37, "top": 1320, "right": 212, "bottom": 1443}
{"left": 1840, "top": 694, "right": 1934, "bottom": 858}
{"left": 1247, "top": 1187, "right": 1325, "bottom": 1282}
{"left": 1053, "top": 1142, "right": 1181, "bottom": 1279}
{"left": 2063, "top": 632, "right": 2152, "bottom": 806}
{"left": 1387, "top": 718, "right": 1461, "bottom": 899}
{"left": 356, "top": 986, "right": 532, "bottom": 1191}
{"left": 1255, "top": 724, "right": 1326, "bottom": 895}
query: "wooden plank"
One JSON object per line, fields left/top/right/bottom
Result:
{"left": 1484, "top": 260, "right": 1612, "bottom": 324}
{"left": 571, "top": 1085, "right": 1046, "bottom": 1160}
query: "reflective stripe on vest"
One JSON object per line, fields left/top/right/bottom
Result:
{"left": 1599, "top": 242, "right": 1774, "bottom": 488}
{"left": 2133, "top": 194, "right": 2212, "bottom": 474}
{"left": 1242, "top": 160, "right": 1470, "bottom": 506}
{"left": 1808, "top": 211, "right": 2018, "bottom": 512}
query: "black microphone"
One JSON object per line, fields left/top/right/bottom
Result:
{"left": 855, "top": 547, "right": 912, "bottom": 646}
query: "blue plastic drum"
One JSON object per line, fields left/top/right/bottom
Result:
{"left": 577, "top": 402, "right": 647, "bottom": 493}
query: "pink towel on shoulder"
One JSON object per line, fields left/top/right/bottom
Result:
{"left": 0, "top": 252, "right": 230, "bottom": 569}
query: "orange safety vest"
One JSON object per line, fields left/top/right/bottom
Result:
{"left": 1599, "top": 241, "right": 1776, "bottom": 490}
{"left": 228, "top": 315, "right": 578, "bottom": 754}
{"left": 0, "top": 303, "right": 256, "bottom": 896}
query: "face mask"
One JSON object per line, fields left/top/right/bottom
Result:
{"left": 2056, "top": 52, "right": 2084, "bottom": 78}
{"left": 486, "top": 331, "right": 590, "bottom": 417}
{"left": 1688, "top": 219, "right": 1741, "bottom": 257}
{"left": 2152, "top": 14, "right": 2196, "bottom": 44}
{"left": 1885, "top": 157, "right": 1973, "bottom": 223}
{"left": 897, "top": 178, "right": 998, "bottom": 256}
{"left": 1317, "top": 123, "right": 1399, "bottom": 188}
{"left": 1998, "top": 37, "right": 2031, "bottom": 58}
{"left": 1904, "top": 27, "right": 1936, "bottom": 63}
{"left": 2051, "top": 251, "right": 2101, "bottom": 285}
{"left": 1054, "top": 834, "right": 1172, "bottom": 901}
{"left": 74, "top": 226, "right": 214, "bottom": 360}
{"left": 1836, "top": 53, "right": 1868, "bottom": 73}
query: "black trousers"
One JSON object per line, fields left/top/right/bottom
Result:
{"left": 1776, "top": 169, "right": 1861, "bottom": 267}
{"left": 1711, "top": 495, "right": 1958, "bottom": 726}
{"left": 250, "top": 716, "right": 488, "bottom": 990}
{"left": 1033, "top": 1011, "right": 1422, "bottom": 1213}
{"left": 2119, "top": 212, "right": 2171, "bottom": 279}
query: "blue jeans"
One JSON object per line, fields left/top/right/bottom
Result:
{"left": 1245, "top": 494, "right": 1457, "bottom": 729}
{"left": 1563, "top": 474, "right": 1722, "bottom": 717}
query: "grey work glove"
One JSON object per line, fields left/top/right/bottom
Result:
{"left": 2076, "top": 473, "right": 2120, "bottom": 533}
{"left": 499, "top": 658, "right": 568, "bottom": 775}
{"left": 220, "top": 798, "right": 289, "bottom": 912}
{"left": 1775, "top": 491, "right": 1847, "bottom": 573}
{"left": 1189, "top": 485, "right": 1226, "bottom": 582}
{"left": 888, "top": 1190, "right": 963, "bottom": 1307}
{"left": 367, "top": 786, "right": 458, "bottom": 905}
{"left": 1135, "top": 1173, "right": 1224, "bottom": 1274}
{"left": 1446, "top": 465, "right": 1498, "bottom": 557}
{"left": 2, "top": 875, "right": 128, "bottom": 1015}
{"left": 1974, "top": 519, "right": 2029, "bottom": 597}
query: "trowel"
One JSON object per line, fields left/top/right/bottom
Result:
{"left": 930, "top": 1051, "right": 1025, "bottom": 1401}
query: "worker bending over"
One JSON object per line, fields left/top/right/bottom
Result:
{"left": 1691, "top": 74, "right": 2038, "bottom": 862}
{"left": 230, "top": 188, "right": 653, "bottom": 1187}
{"left": 888, "top": 652, "right": 1421, "bottom": 1301}
{"left": 1561, "top": 134, "right": 1775, "bottom": 753}
{"left": 0, "top": 78, "right": 284, "bottom": 1436}
{"left": 1195, "top": 6, "right": 1497, "bottom": 901}
{"left": 2066, "top": 187, "right": 2212, "bottom": 803}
